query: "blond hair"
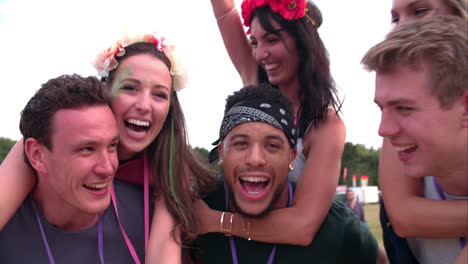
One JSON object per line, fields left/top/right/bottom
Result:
{"left": 447, "top": 0, "right": 467, "bottom": 19}
{"left": 362, "top": 15, "right": 467, "bottom": 108}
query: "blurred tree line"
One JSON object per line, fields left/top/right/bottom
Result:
{"left": 1, "top": 138, "right": 380, "bottom": 187}
{"left": 339, "top": 142, "right": 380, "bottom": 187}
{"left": 0, "top": 137, "right": 16, "bottom": 164}
{"left": 193, "top": 142, "right": 381, "bottom": 187}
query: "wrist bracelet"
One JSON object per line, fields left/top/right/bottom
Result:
{"left": 216, "top": 7, "right": 236, "bottom": 22}
{"left": 220, "top": 212, "right": 234, "bottom": 236}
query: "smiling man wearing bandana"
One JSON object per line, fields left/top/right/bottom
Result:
{"left": 190, "top": 84, "right": 378, "bottom": 263}
{"left": 0, "top": 74, "right": 146, "bottom": 263}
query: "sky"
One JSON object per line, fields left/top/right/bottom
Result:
{"left": 0, "top": 0, "right": 392, "bottom": 151}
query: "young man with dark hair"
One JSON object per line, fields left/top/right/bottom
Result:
{"left": 193, "top": 84, "right": 378, "bottom": 263}
{"left": 0, "top": 74, "right": 145, "bottom": 263}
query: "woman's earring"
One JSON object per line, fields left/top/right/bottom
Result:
{"left": 289, "top": 163, "right": 294, "bottom": 171}
{"left": 218, "top": 159, "right": 223, "bottom": 165}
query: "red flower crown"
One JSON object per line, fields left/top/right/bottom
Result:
{"left": 241, "top": 0, "right": 309, "bottom": 28}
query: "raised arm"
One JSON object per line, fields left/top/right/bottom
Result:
{"left": 145, "top": 195, "right": 181, "bottom": 264}
{"left": 211, "top": 0, "right": 258, "bottom": 85}
{"left": 380, "top": 138, "right": 468, "bottom": 238}
{"left": 0, "top": 139, "right": 36, "bottom": 229}
{"left": 197, "top": 110, "right": 345, "bottom": 246}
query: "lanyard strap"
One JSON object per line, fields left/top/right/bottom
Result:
{"left": 111, "top": 186, "right": 142, "bottom": 264}
{"left": 226, "top": 183, "right": 293, "bottom": 264}
{"left": 32, "top": 202, "right": 104, "bottom": 264}
{"left": 432, "top": 177, "right": 467, "bottom": 249}
{"left": 111, "top": 151, "right": 150, "bottom": 263}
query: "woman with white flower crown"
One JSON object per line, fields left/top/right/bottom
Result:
{"left": 0, "top": 33, "right": 216, "bottom": 264}
{"left": 193, "top": 0, "right": 347, "bottom": 246}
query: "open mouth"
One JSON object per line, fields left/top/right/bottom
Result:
{"left": 124, "top": 118, "right": 150, "bottom": 135}
{"left": 395, "top": 144, "right": 417, "bottom": 156}
{"left": 83, "top": 182, "right": 108, "bottom": 192}
{"left": 239, "top": 176, "right": 270, "bottom": 196}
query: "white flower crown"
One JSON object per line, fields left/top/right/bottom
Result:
{"left": 92, "top": 33, "right": 188, "bottom": 92}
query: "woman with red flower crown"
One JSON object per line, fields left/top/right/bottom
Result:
{"left": 193, "top": 0, "right": 346, "bottom": 246}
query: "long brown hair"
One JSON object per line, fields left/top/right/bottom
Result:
{"left": 105, "top": 42, "right": 216, "bottom": 243}
{"left": 250, "top": 1, "right": 341, "bottom": 136}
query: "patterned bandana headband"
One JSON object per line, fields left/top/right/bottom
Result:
{"left": 209, "top": 100, "right": 297, "bottom": 163}
{"left": 241, "top": 0, "right": 317, "bottom": 30}
{"left": 92, "top": 33, "right": 187, "bottom": 92}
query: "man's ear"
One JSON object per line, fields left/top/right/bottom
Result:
{"left": 290, "top": 147, "right": 297, "bottom": 165}
{"left": 24, "top": 138, "right": 48, "bottom": 174}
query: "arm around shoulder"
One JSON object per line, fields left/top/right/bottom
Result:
{"left": 380, "top": 138, "right": 468, "bottom": 237}
{"left": 290, "top": 110, "right": 346, "bottom": 244}
{"left": 0, "top": 139, "right": 36, "bottom": 229}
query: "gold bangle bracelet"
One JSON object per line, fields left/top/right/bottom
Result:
{"left": 221, "top": 212, "right": 233, "bottom": 236}
{"left": 220, "top": 211, "right": 226, "bottom": 232}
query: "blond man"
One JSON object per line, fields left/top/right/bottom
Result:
{"left": 362, "top": 15, "right": 467, "bottom": 264}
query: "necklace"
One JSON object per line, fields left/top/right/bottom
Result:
{"left": 32, "top": 201, "right": 104, "bottom": 264}
{"left": 432, "top": 177, "right": 466, "bottom": 249}
{"left": 225, "top": 183, "right": 294, "bottom": 264}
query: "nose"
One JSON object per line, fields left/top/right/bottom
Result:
{"left": 135, "top": 91, "right": 151, "bottom": 113}
{"left": 253, "top": 43, "right": 269, "bottom": 63}
{"left": 95, "top": 150, "right": 117, "bottom": 178}
{"left": 378, "top": 111, "right": 400, "bottom": 138}
{"left": 246, "top": 144, "right": 266, "bottom": 168}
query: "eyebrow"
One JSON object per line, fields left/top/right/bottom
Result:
{"left": 121, "top": 78, "right": 170, "bottom": 92}
{"left": 374, "top": 98, "right": 416, "bottom": 107}
{"left": 228, "top": 134, "right": 248, "bottom": 141}
{"left": 228, "top": 133, "right": 285, "bottom": 142}
{"left": 72, "top": 136, "right": 120, "bottom": 147}
{"left": 266, "top": 134, "right": 285, "bottom": 143}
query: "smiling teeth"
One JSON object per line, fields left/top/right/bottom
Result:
{"left": 127, "top": 119, "right": 149, "bottom": 127}
{"left": 394, "top": 144, "right": 417, "bottom": 152}
{"left": 264, "top": 64, "right": 278, "bottom": 71}
{"left": 84, "top": 183, "right": 108, "bottom": 189}
{"left": 240, "top": 176, "right": 268, "bottom": 183}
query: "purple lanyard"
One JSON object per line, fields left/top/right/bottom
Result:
{"left": 225, "top": 183, "right": 293, "bottom": 264}
{"left": 432, "top": 177, "right": 467, "bottom": 249}
{"left": 32, "top": 202, "right": 104, "bottom": 264}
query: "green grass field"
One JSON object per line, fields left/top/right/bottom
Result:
{"left": 364, "top": 203, "right": 383, "bottom": 246}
